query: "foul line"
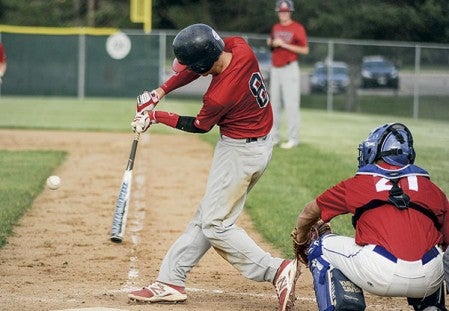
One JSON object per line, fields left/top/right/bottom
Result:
{"left": 186, "top": 287, "right": 315, "bottom": 301}
{"left": 121, "top": 134, "right": 149, "bottom": 292}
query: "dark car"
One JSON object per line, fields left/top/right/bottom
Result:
{"left": 252, "top": 47, "right": 272, "bottom": 86}
{"left": 309, "top": 61, "right": 349, "bottom": 94}
{"left": 361, "top": 56, "right": 399, "bottom": 89}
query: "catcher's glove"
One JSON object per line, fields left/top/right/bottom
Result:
{"left": 291, "top": 219, "right": 332, "bottom": 265}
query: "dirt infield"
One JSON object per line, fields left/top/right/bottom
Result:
{"left": 0, "top": 129, "right": 413, "bottom": 310}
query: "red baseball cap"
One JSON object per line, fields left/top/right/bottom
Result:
{"left": 275, "top": 0, "right": 294, "bottom": 12}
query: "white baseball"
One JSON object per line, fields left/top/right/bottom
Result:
{"left": 46, "top": 175, "right": 61, "bottom": 190}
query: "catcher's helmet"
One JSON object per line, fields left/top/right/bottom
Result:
{"left": 358, "top": 123, "right": 416, "bottom": 168}
{"left": 275, "top": 0, "right": 294, "bottom": 12}
{"left": 172, "top": 23, "right": 224, "bottom": 74}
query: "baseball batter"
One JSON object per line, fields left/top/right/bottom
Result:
{"left": 293, "top": 123, "right": 449, "bottom": 310}
{"left": 267, "top": 0, "right": 309, "bottom": 148}
{"left": 129, "top": 24, "right": 299, "bottom": 311}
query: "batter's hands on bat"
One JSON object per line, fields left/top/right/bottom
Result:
{"left": 131, "top": 111, "right": 157, "bottom": 133}
{"left": 136, "top": 90, "right": 159, "bottom": 113}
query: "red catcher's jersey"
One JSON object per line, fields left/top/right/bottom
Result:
{"left": 195, "top": 37, "right": 273, "bottom": 139}
{"left": 317, "top": 167, "right": 449, "bottom": 261}
{"left": 270, "top": 21, "right": 308, "bottom": 67}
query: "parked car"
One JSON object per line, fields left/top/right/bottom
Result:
{"left": 309, "top": 61, "right": 349, "bottom": 94}
{"left": 361, "top": 56, "right": 399, "bottom": 89}
{"left": 252, "top": 46, "right": 272, "bottom": 86}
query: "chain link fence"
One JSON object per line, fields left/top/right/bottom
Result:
{"left": 1, "top": 28, "right": 448, "bottom": 120}
{"left": 247, "top": 35, "right": 449, "bottom": 121}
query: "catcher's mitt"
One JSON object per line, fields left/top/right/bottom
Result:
{"left": 291, "top": 219, "right": 332, "bottom": 265}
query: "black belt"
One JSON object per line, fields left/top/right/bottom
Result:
{"left": 373, "top": 245, "right": 439, "bottom": 265}
{"left": 245, "top": 135, "right": 268, "bottom": 143}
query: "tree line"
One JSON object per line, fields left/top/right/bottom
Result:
{"left": 0, "top": 0, "right": 448, "bottom": 43}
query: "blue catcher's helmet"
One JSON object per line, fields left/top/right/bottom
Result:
{"left": 357, "top": 123, "right": 416, "bottom": 168}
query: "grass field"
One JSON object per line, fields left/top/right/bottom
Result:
{"left": 0, "top": 96, "right": 448, "bottom": 256}
{"left": 302, "top": 94, "right": 449, "bottom": 121}
{"left": 0, "top": 150, "right": 66, "bottom": 247}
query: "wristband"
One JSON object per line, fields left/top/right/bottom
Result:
{"left": 154, "top": 111, "right": 180, "bottom": 128}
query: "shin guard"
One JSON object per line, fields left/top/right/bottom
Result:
{"left": 407, "top": 283, "right": 447, "bottom": 311}
{"left": 308, "top": 239, "right": 366, "bottom": 311}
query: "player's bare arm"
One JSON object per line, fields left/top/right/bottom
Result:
{"left": 271, "top": 38, "right": 309, "bottom": 55}
{"left": 293, "top": 199, "right": 321, "bottom": 243}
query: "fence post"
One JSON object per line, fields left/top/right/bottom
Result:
{"left": 159, "top": 32, "right": 166, "bottom": 85}
{"left": 326, "top": 40, "right": 334, "bottom": 112}
{"left": 413, "top": 45, "right": 421, "bottom": 119}
{"left": 77, "top": 34, "right": 86, "bottom": 99}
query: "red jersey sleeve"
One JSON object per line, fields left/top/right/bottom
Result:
{"left": 160, "top": 70, "right": 200, "bottom": 94}
{"left": 316, "top": 179, "right": 351, "bottom": 223}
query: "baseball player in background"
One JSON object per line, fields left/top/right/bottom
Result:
{"left": 293, "top": 123, "right": 449, "bottom": 310}
{"left": 267, "top": 0, "right": 309, "bottom": 149}
{"left": 0, "top": 42, "right": 7, "bottom": 84}
{"left": 129, "top": 23, "right": 300, "bottom": 311}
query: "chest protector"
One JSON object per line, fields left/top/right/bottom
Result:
{"left": 352, "top": 164, "right": 440, "bottom": 229}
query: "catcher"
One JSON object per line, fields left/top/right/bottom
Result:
{"left": 292, "top": 123, "right": 449, "bottom": 311}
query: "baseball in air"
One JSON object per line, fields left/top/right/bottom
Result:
{"left": 46, "top": 175, "right": 61, "bottom": 190}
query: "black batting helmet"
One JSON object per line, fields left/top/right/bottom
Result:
{"left": 172, "top": 24, "right": 224, "bottom": 74}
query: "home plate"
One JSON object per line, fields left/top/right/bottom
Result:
{"left": 52, "top": 308, "right": 128, "bottom": 311}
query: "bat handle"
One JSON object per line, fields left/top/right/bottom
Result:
{"left": 126, "top": 133, "right": 140, "bottom": 171}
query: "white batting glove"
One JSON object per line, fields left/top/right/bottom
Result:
{"left": 136, "top": 90, "right": 159, "bottom": 113}
{"left": 131, "top": 111, "right": 157, "bottom": 133}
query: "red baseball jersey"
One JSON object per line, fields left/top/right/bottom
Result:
{"left": 270, "top": 21, "right": 308, "bottom": 67}
{"left": 161, "top": 37, "right": 273, "bottom": 139}
{"left": 0, "top": 43, "right": 6, "bottom": 63}
{"left": 317, "top": 163, "right": 449, "bottom": 261}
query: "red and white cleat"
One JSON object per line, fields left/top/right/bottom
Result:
{"left": 274, "top": 259, "right": 301, "bottom": 311}
{"left": 128, "top": 281, "right": 187, "bottom": 303}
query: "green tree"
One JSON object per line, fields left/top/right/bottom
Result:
{"left": 0, "top": 0, "right": 448, "bottom": 43}
{"left": 300, "top": 0, "right": 449, "bottom": 43}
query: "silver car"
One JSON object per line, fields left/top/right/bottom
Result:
{"left": 309, "top": 61, "right": 350, "bottom": 94}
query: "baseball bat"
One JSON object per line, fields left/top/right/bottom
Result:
{"left": 110, "top": 132, "right": 140, "bottom": 243}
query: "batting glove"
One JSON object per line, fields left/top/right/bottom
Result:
{"left": 136, "top": 90, "right": 159, "bottom": 113}
{"left": 131, "top": 111, "right": 157, "bottom": 133}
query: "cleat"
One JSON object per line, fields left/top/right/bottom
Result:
{"left": 274, "top": 259, "right": 300, "bottom": 311}
{"left": 280, "top": 140, "right": 298, "bottom": 149}
{"left": 128, "top": 281, "right": 187, "bottom": 303}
